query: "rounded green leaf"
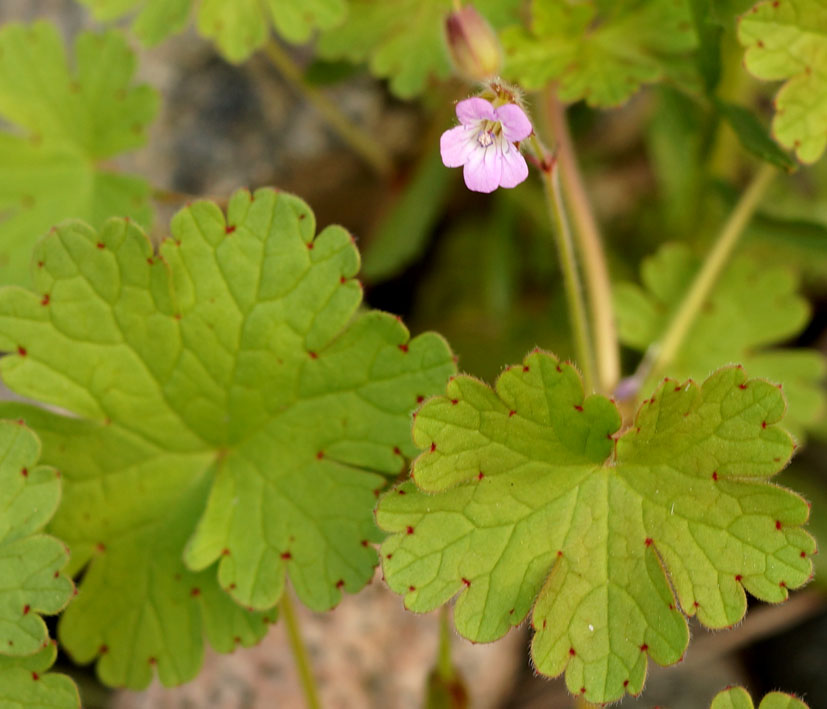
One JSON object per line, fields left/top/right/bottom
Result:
{"left": 739, "top": 0, "right": 827, "bottom": 163}
{"left": 0, "top": 187, "right": 455, "bottom": 688}
{"left": 614, "top": 242, "right": 826, "bottom": 437}
{"left": 0, "top": 422, "right": 79, "bottom": 707}
{"left": 711, "top": 686, "right": 809, "bottom": 709}
{"left": 502, "top": 0, "right": 698, "bottom": 107}
{"left": 0, "top": 22, "right": 158, "bottom": 286}
{"left": 77, "top": 0, "right": 349, "bottom": 59}
{"left": 377, "top": 350, "right": 814, "bottom": 704}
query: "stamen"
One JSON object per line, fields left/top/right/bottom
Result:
{"left": 477, "top": 130, "right": 494, "bottom": 147}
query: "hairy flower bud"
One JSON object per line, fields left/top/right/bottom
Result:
{"left": 445, "top": 5, "right": 502, "bottom": 82}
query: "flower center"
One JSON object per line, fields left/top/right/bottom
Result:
{"left": 477, "top": 130, "right": 494, "bottom": 147}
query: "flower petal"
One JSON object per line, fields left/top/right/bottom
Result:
{"left": 497, "top": 140, "right": 528, "bottom": 188}
{"left": 496, "top": 103, "right": 532, "bottom": 142}
{"left": 440, "top": 125, "right": 477, "bottom": 167}
{"left": 456, "top": 97, "right": 495, "bottom": 125}
{"left": 463, "top": 144, "right": 501, "bottom": 193}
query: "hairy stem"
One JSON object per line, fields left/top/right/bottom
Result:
{"left": 530, "top": 136, "right": 596, "bottom": 393}
{"left": 635, "top": 163, "right": 776, "bottom": 397}
{"left": 436, "top": 605, "right": 455, "bottom": 679}
{"left": 545, "top": 91, "right": 619, "bottom": 395}
{"left": 280, "top": 590, "right": 322, "bottom": 709}
{"left": 263, "top": 39, "right": 394, "bottom": 178}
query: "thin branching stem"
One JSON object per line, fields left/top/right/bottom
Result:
{"left": 263, "top": 39, "right": 394, "bottom": 178}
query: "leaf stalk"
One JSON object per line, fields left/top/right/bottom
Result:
{"left": 280, "top": 589, "right": 322, "bottom": 709}
{"left": 635, "top": 163, "right": 776, "bottom": 398}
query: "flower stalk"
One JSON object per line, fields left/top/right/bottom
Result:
{"left": 528, "top": 135, "right": 597, "bottom": 394}
{"left": 544, "top": 91, "right": 620, "bottom": 395}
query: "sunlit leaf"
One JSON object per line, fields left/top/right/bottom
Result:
{"left": 0, "top": 188, "right": 455, "bottom": 688}
{"left": 378, "top": 351, "right": 813, "bottom": 704}
{"left": 0, "top": 422, "right": 78, "bottom": 707}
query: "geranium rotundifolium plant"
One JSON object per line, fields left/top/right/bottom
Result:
{"left": 0, "top": 0, "right": 823, "bottom": 705}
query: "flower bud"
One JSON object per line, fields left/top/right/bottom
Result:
{"left": 445, "top": 5, "right": 502, "bottom": 82}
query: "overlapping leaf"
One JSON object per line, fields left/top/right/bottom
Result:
{"left": 501, "top": 0, "right": 698, "bottom": 107}
{"left": 77, "top": 0, "right": 348, "bottom": 61}
{"left": 378, "top": 351, "right": 813, "bottom": 704}
{"left": 711, "top": 687, "right": 808, "bottom": 709}
{"left": 0, "top": 421, "right": 78, "bottom": 707}
{"left": 615, "top": 243, "right": 826, "bottom": 437}
{"left": 0, "top": 22, "right": 157, "bottom": 286}
{"left": 0, "top": 188, "right": 455, "bottom": 688}
{"left": 739, "top": 0, "right": 827, "bottom": 163}
{"left": 316, "top": 0, "right": 521, "bottom": 98}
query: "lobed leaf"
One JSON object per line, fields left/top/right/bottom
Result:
{"left": 0, "top": 22, "right": 157, "bottom": 286}
{"left": 0, "top": 188, "right": 455, "bottom": 688}
{"left": 711, "top": 686, "right": 809, "bottom": 709}
{"left": 316, "top": 0, "right": 521, "bottom": 98}
{"left": 615, "top": 243, "right": 825, "bottom": 437}
{"left": 739, "top": 0, "right": 827, "bottom": 163}
{"left": 377, "top": 350, "right": 814, "bottom": 704}
{"left": 77, "top": 0, "right": 348, "bottom": 60}
{"left": 0, "top": 421, "right": 79, "bottom": 707}
{"left": 501, "top": 0, "right": 698, "bottom": 107}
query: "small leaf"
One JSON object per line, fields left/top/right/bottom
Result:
{"left": 715, "top": 100, "right": 797, "bottom": 170}
{"left": 77, "top": 0, "right": 346, "bottom": 57}
{"left": 502, "top": 0, "right": 698, "bottom": 107}
{"left": 0, "top": 422, "right": 79, "bottom": 707}
{"left": 0, "top": 23, "right": 157, "bottom": 287}
{"left": 711, "top": 686, "right": 809, "bottom": 709}
{"left": 0, "top": 188, "right": 455, "bottom": 688}
{"left": 316, "top": 0, "right": 521, "bottom": 98}
{"left": 378, "top": 351, "right": 814, "bottom": 704}
{"left": 614, "top": 243, "right": 826, "bottom": 436}
{"left": 738, "top": 0, "right": 827, "bottom": 163}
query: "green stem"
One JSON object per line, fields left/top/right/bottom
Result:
{"left": 544, "top": 91, "right": 619, "bottom": 395}
{"left": 263, "top": 39, "right": 394, "bottom": 178}
{"left": 636, "top": 163, "right": 776, "bottom": 397}
{"left": 530, "top": 136, "right": 596, "bottom": 394}
{"left": 280, "top": 590, "right": 322, "bottom": 709}
{"left": 436, "top": 605, "right": 455, "bottom": 679}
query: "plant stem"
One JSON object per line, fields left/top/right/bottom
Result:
{"left": 530, "top": 136, "right": 596, "bottom": 393}
{"left": 544, "top": 91, "right": 619, "bottom": 395}
{"left": 636, "top": 163, "right": 776, "bottom": 396}
{"left": 262, "top": 39, "right": 394, "bottom": 178}
{"left": 436, "top": 605, "right": 455, "bottom": 679}
{"left": 280, "top": 589, "right": 322, "bottom": 709}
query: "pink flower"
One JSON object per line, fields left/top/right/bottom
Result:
{"left": 440, "top": 97, "right": 532, "bottom": 193}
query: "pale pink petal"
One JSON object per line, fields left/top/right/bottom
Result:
{"left": 440, "top": 125, "right": 477, "bottom": 167}
{"left": 497, "top": 140, "right": 528, "bottom": 188}
{"left": 463, "top": 144, "right": 501, "bottom": 193}
{"left": 495, "top": 103, "right": 532, "bottom": 142}
{"left": 456, "top": 97, "right": 495, "bottom": 125}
